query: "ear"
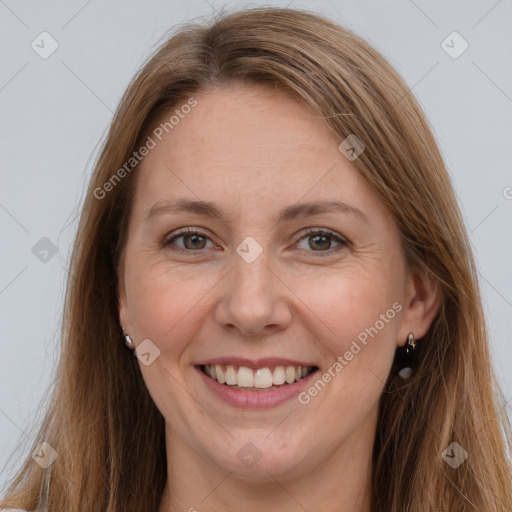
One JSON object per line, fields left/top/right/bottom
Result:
{"left": 117, "top": 261, "right": 131, "bottom": 334}
{"left": 397, "top": 264, "right": 441, "bottom": 346}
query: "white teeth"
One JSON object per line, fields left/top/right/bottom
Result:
{"left": 225, "top": 365, "right": 237, "bottom": 385}
{"left": 203, "top": 364, "right": 314, "bottom": 388}
{"left": 254, "top": 368, "right": 273, "bottom": 388}
{"left": 237, "top": 367, "right": 254, "bottom": 387}
{"left": 272, "top": 366, "right": 286, "bottom": 385}
{"left": 215, "top": 364, "right": 225, "bottom": 384}
{"left": 285, "top": 366, "right": 296, "bottom": 384}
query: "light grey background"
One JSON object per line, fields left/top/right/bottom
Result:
{"left": 1, "top": 0, "right": 511, "bottom": 492}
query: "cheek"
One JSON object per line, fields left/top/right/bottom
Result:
{"left": 125, "top": 265, "right": 209, "bottom": 415}
{"left": 298, "top": 275, "right": 399, "bottom": 408}
{"left": 288, "top": 270, "right": 401, "bottom": 447}
{"left": 126, "top": 261, "right": 216, "bottom": 356}
{"left": 294, "top": 266, "right": 401, "bottom": 349}
{"left": 293, "top": 265, "right": 402, "bottom": 412}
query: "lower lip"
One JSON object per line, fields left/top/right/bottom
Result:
{"left": 196, "top": 366, "right": 318, "bottom": 409}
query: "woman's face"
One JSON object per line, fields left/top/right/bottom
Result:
{"left": 118, "top": 82, "right": 421, "bottom": 480}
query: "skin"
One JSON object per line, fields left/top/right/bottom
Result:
{"left": 117, "top": 82, "right": 440, "bottom": 512}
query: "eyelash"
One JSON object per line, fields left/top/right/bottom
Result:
{"left": 162, "top": 227, "right": 349, "bottom": 257}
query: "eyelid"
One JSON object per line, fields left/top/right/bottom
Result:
{"left": 295, "top": 227, "right": 349, "bottom": 245}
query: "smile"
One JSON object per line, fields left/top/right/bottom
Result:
{"left": 196, "top": 362, "right": 320, "bottom": 409}
{"left": 201, "top": 364, "right": 316, "bottom": 390}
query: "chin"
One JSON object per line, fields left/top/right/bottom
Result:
{"left": 204, "top": 436, "right": 312, "bottom": 481}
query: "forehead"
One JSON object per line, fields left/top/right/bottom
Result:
{"left": 131, "top": 82, "right": 385, "bottom": 221}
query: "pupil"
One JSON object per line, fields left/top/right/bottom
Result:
{"left": 186, "top": 234, "right": 205, "bottom": 249}
{"left": 311, "top": 235, "right": 329, "bottom": 250}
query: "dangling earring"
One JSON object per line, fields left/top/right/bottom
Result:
{"left": 121, "top": 326, "right": 133, "bottom": 348}
{"left": 398, "top": 332, "right": 416, "bottom": 379}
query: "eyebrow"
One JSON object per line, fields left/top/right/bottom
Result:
{"left": 144, "top": 198, "right": 369, "bottom": 225}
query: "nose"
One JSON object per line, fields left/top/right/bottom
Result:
{"left": 214, "top": 252, "right": 292, "bottom": 338}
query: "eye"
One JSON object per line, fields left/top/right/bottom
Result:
{"left": 162, "top": 227, "right": 348, "bottom": 257}
{"left": 162, "top": 228, "right": 215, "bottom": 252}
{"left": 295, "top": 228, "right": 348, "bottom": 256}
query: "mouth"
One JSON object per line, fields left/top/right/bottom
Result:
{"left": 197, "top": 363, "right": 319, "bottom": 391}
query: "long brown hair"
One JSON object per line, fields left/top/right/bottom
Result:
{"left": 2, "top": 7, "right": 511, "bottom": 511}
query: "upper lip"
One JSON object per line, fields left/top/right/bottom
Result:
{"left": 197, "top": 357, "right": 318, "bottom": 369}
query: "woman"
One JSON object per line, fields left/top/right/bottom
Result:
{"left": 1, "top": 7, "right": 511, "bottom": 512}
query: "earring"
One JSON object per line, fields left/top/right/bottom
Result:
{"left": 121, "top": 325, "right": 133, "bottom": 348}
{"left": 398, "top": 332, "right": 416, "bottom": 379}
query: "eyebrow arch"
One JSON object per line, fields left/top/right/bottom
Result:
{"left": 144, "top": 198, "right": 369, "bottom": 225}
